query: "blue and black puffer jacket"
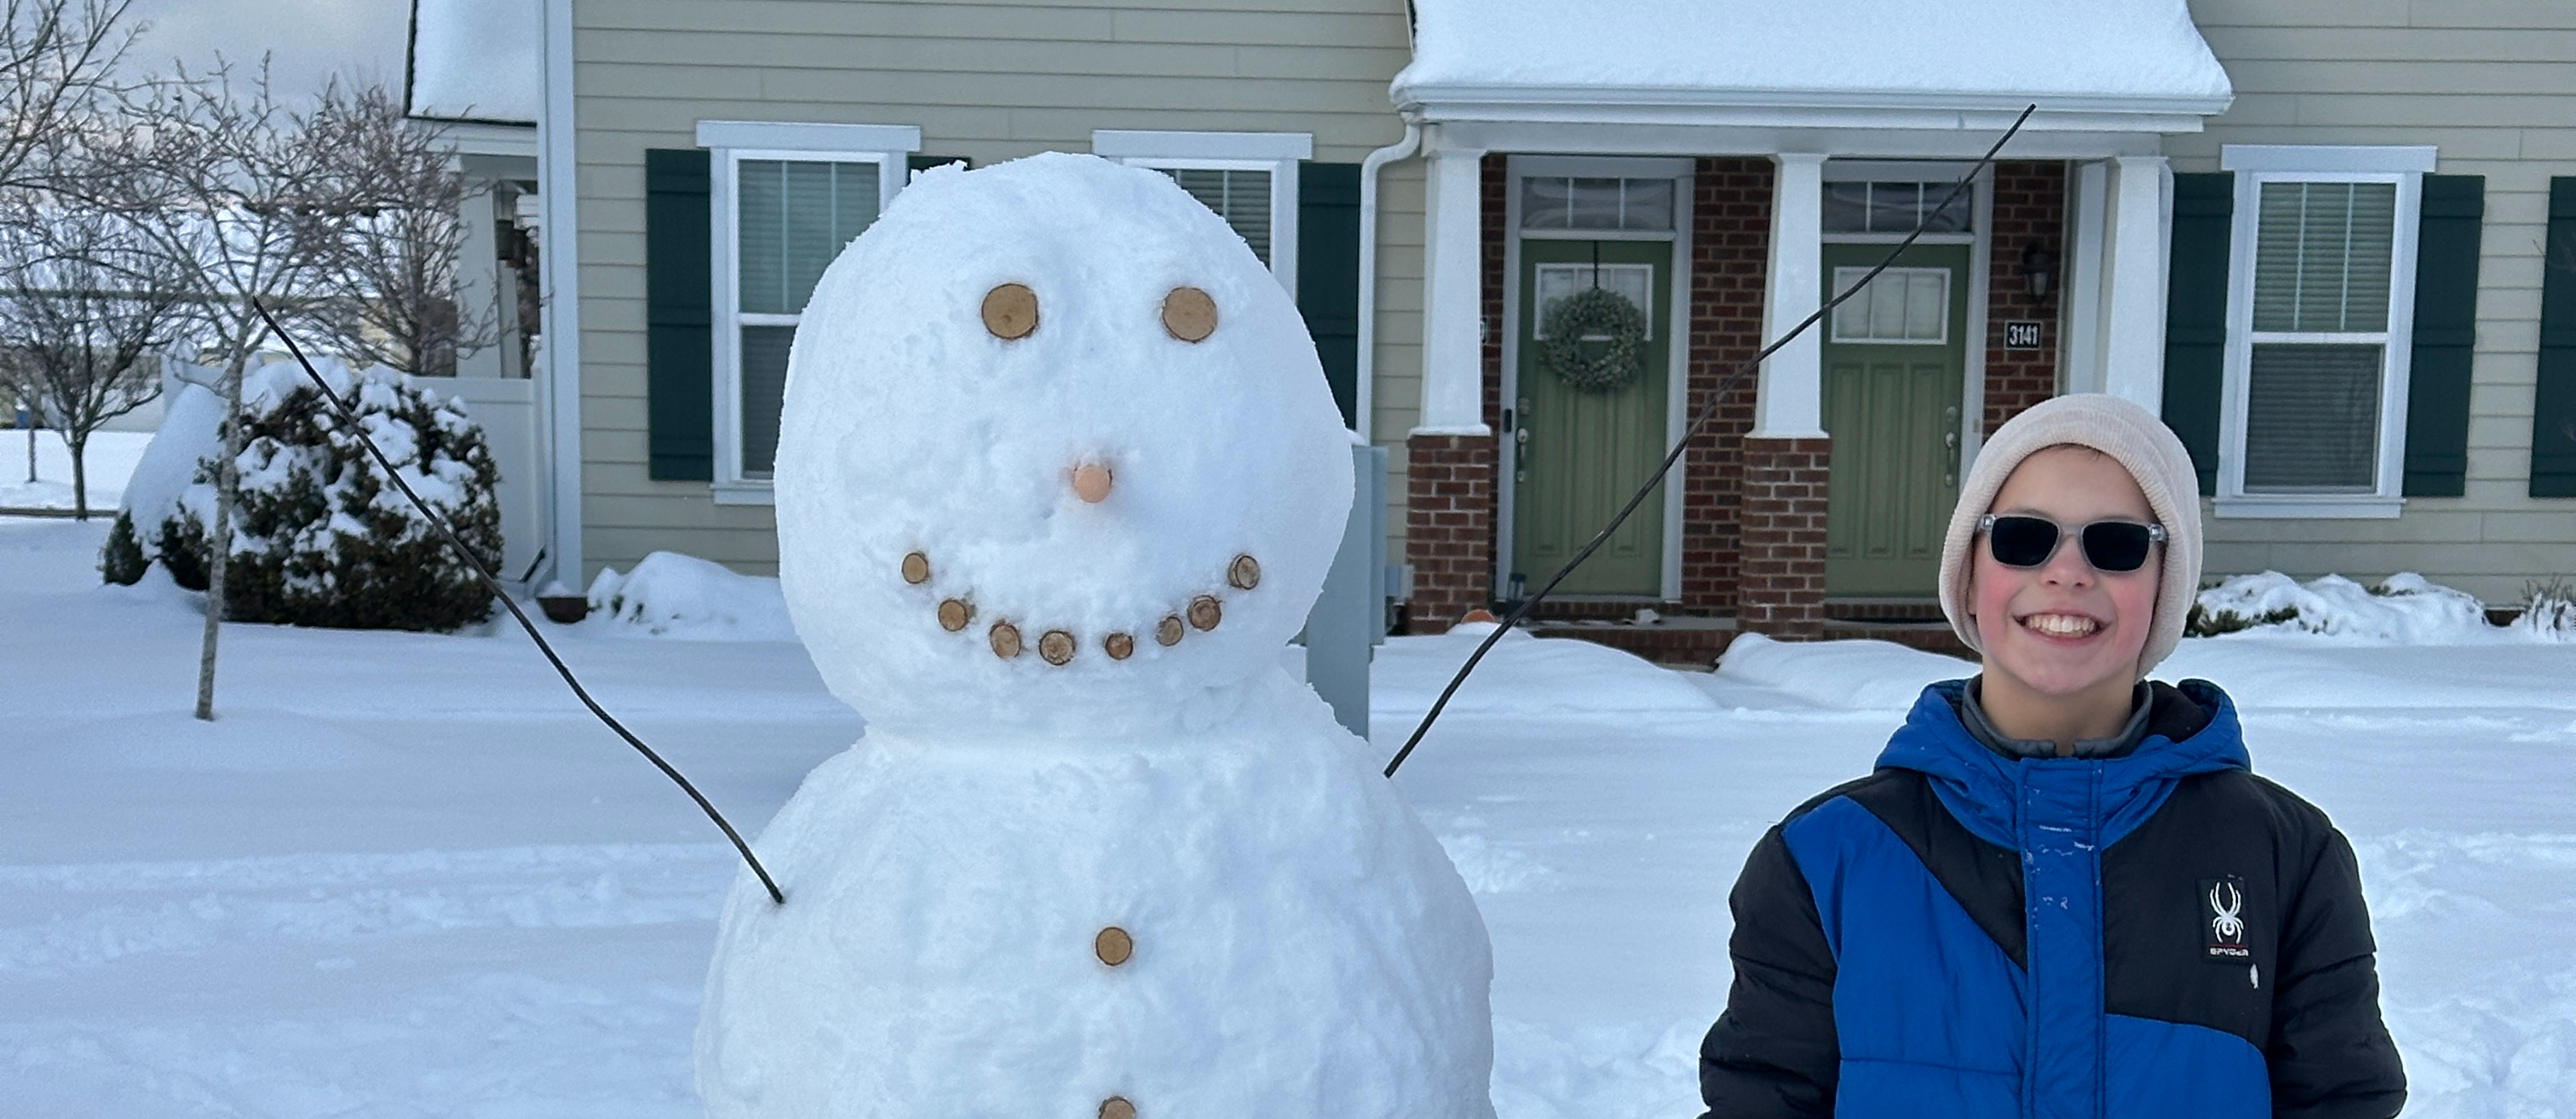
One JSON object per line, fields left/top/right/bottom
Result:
{"left": 1699, "top": 679, "right": 2404, "bottom": 1119}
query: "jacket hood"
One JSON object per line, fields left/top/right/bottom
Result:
{"left": 1874, "top": 678, "right": 2249, "bottom": 849}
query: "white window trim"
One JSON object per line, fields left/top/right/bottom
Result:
{"left": 698, "top": 121, "right": 920, "bottom": 504}
{"left": 1093, "top": 129, "right": 1310, "bottom": 296}
{"left": 2211, "top": 148, "right": 2428, "bottom": 519}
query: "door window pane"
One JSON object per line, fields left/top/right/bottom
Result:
{"left": 2251, "top": 181, "right": 2395, "bottom": 333}
{"left": 1521, "top": 176, "right": 1675, "bottom": 232}
{"left": 738, "top": 158, "right": 880, "bottom": 315}
{"left": 2243, "top": 342, "right": 2382, "bottom": 491}
{"left": 1532, "top": 262, "right": 1654, "bottom": 340}
{"left": 1164, "top": 168, "right": 1272, "bottom": 264}
{"left": 1830, "top": 266, "right": 1948, "bottom": 343}
{"left": 739, "top": 325, "right": 796, "bottom": 478}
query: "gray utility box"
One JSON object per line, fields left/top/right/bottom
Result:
{"left": 1302, "top": 442, "right": 1390, "bottom": 741}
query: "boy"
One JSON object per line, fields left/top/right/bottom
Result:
{"left": 1697, "top": 394, "right": 2404, "bottom": 1118}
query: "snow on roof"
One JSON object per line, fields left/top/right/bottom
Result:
{"left": 405, "top": 0, "right": 539, "bottom": 125}
{"left": 1394, "top": 0, "right": 2232, "bottom": 117}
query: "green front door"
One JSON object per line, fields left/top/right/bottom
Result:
{"left": 1510, "top": 238, "right": 1673, "bottom": 596}
{"left": 1819, "top": 243, "right": 1970, "bottom": 596}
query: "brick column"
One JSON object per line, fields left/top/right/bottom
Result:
{"left": 1406, "top": 433, "right": 1495, "bottom": 634}
{"left": 1737, "top": 437, "right": 1831, "bottom": 638}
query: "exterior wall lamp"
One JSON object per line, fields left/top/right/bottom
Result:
{"left": 2022, "top": 241, "right": 2060, "bottom": 300}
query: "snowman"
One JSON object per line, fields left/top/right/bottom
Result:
{"left": 694, "top": 153, "right": 1495, "bottom": 1118}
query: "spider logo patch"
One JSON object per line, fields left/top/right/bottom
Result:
{"left": 2201, "top": 875, "right": 2252, "bottom": 961}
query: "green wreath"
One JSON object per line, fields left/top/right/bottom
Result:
{"left": 1539, "top": 286, "right": 1647, "bottom": 392}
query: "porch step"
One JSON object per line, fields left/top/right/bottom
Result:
{"left": 1823, "top": 596, "right": 1946, "bottom": 623}
{"left": 1820, "top": 617, "right": 1975, "bottom": 659}
{"left": 1528, "top": 614, "right": 1738, "bottom": 667}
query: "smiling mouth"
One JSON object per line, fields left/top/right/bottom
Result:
{"left": 900, "top": 550, "right": 1262, "bottom": 666}
{"left": 2019, "top": 612, "right": 2102, "bottom": 639}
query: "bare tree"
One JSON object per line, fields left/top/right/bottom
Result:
{"left": 304, "top": 83, "right": 497, "bottom": 377}
{"left": 0, "top": 192, "right": 190, "bottom": 518}
{"left": 86, "top": 60, "right": 356, "bottom": 720}
{"left": 0, "top": 0, "right": 135, "bottom": 192}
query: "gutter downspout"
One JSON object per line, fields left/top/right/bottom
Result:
{"left": 1354, "top": 122, "right": 1422, "bottom": 445}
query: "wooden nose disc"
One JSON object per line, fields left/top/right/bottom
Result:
{"left": 1038, "top": 628, "right": 1076, "bottom": 666}
{"left": 1155, "top": 615, "right": 1185, "bottom": 646}
{"left": 982, "top": 283, "right": 1039, "bottom": 340}
{"left": 1161, "top": 286, "right": 1216, "bottom": 342}
{"left": 1095, "top": 926, "right": 1133, "bottom": 967}
{"left": 988, "top": 621, "right": 1023, "bottom": 659}
{"left": 1187, "top": 595, "right": 1222, "bottom": 632}
{"left": 900, "top": 552, "right": 931, "bottom": 584}
{"left": 1100, "top": 1098, "right": 1136, "bottom": 1119}
{"left": 1103, "top": 632, "right": 1136, "bottom": 660}
{"left": 1227, "top": 554, "right": 1261, "bottom": 590}
{"left": 938, "top": 599, "right": 974, "bottom": 632}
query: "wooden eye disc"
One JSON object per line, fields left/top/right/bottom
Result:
{"left": 1155, "top": 615, "right": 1185, "bottom": 646}
{"left": 1104, "top": 632, "right": 1135, "bottom": 660}
{"left": 1161, "top": 286, "right": 1216, "bottom": 342}
{"left": 982, "top": 283, "right": 1039, "bottom": 340}
{"left": 1187, "top": 595, "right": 1222, "bottom": 632}
{"left": 1095, "top": 926, "right": 1133, "bottom": 967}
{"left": 989, "top": 621, "right": 1023, "bottom": 658}
{"left": 900, "top": 552, "right": 931, "bottom": 584}
{"left": 1227, "top": 554, "right": 1261, "bottom": 590}
{"left": 938, "top": 599, "right": 974, "bottom": 632}
{"left": 1038, "top": 629, "right": 1076, "bottom": 666}
{"left": 1100, "top": 1098, "right": 1136, "bottom": 1119}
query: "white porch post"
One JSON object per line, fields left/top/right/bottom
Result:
{"left": 1414, "top": 142, "right": 1491, "bottom": 435}
{"left": 2098, "top": 155, "right": 2171, "bottom": 410}
{"left": 1754, "top": 152, "right": 1827, "bottom": 438}
{"left": 2063, "top": 160, "right": 2110, "bottom": 396}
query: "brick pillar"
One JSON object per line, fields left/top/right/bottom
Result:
{"left": 1406, "top": 433, "right": 1495, "bottom": 634}
{"left": 1737, "top": 437, "right": 1831, "bottom": 638}
{"left": 1984, "top": 161, "right": 2069, "bottom": 432}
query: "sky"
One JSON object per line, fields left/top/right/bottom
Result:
{"left": 118, "top": 0, "right": 410, "bottom": 102}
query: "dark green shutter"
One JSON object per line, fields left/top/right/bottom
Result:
{"left": 646, "top": 148, "right": 714, "bottom": 481}
{"left": 1297, "top": 161, "right": 1362, "bottom": 430}
{"left": 2403, "top": 175, "right": 2482, "bottom": 496}
{"left": 2162, "top": 172, "right": 2234, "bottom": 495}
{"left": 2533, "top": 177, "right": 2576, "bottom": 497}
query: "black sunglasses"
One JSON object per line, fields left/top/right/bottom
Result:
{"left": 1977, "top": 514, "right": 2167, "bottom": 572}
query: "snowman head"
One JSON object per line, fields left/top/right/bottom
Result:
{"left": 773, "top": 153, "right": 1354, "bottom": 736}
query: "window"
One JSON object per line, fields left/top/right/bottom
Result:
{"left": 1521, "top": 176, "right": 1676, "bottom": 232}
{"left": 2216, "top": 146, "right": 2434, "bottom": 517}
{"left": 1830, "top": 267, "right": 1950, "bottom": 344}
{"left": 1093, "top": 130, "right": 1310, "bottom": 293}
{"left": 699, "top": 121, "right": 919, "bottom": 497}
{"left": 1823, "top": 181, "right": 1972, "bottom": 235}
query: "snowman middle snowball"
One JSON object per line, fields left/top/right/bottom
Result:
{"left": 696, "top": 154, "right": 1497, "bottom": 1117}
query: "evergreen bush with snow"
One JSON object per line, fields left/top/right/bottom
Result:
{"left": 118, "top": 360, "right": 503, "bottom": 631}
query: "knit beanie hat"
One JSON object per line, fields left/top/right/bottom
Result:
{"left": 1936, "top": 393, "right": 2203, "bottom": 674}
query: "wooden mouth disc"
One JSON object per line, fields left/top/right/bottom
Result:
{"left": 1227, "top": 554, "right": 1261, "bottom": 590}
{"left": 1155, "top": 615, "right": 1185, "bottom": 646}
{"left": 1038, "top": 629, "right": 1076, "bottom": 666}
{"left": 1104, "top": 632, "right": 1136, "bottom": 660}
{"left": 988, "top": 621, "right": 1023, "bottom": 659}
{"left": 1187, "top": 595, "right": 1222, "bottom": 632}
{"left": 938, "top": 599, "right": 974, "bottom": 632}
{"left": 1100, "top": 1098, "right": 1136, "bottom": 1119}
{"left": 1095, "top": 926, "right": 1133, "bottom": 967}
{"left": 900, "top": 552, "right": 931, "bottom": 584}
{"left": 1161, "top": 286, "right": 1216, "bottom": 342}
{"left": 982, "top": 283, "right": 1039, "bottom": 340}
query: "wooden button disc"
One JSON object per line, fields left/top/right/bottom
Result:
{"left": 900, "top": 552, "right": 931, "bottom": 584}
{"left": 1187, "top": 595, "right": 1222, "bottom": 632}
{"left": 938, "top": 599, "right": 974, "bottom": 632}
{"left": 1100, "top": 1098, "right": 1136, "bottom": 1119}
{"left": 1227, "top": 554, "right": 1261, "bottom": 590}
{"left": 1161, "top": 286, "right": 1216, "bottom": 342}
{"left": 989, "top": 621, "right": 1023, "bottom": 659}
{"left": 1155, "top": 615, "right": 1185, "bottom": 646}
{"left": 1104, "top": 632, "right": 1136, "bottom": 660}
{"left": 982, "top": 283, "right": 1039, "bottom": 340}
{"left": 1038, "top": 629, "right": 1076, "bottom": 666}
{"left": 1095, "top": 926, "right": 1133, "bottom": 967}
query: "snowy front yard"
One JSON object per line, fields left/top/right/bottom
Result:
{"left": 5, "top": 514, "right": 2574, "bottom": 1116}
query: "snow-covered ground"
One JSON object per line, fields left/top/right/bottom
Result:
{"left": 0, "top": 428, "right": 152, "bottom": 513}
{"left": 5, "top": 516, "right": 2573, "bottom": 1116}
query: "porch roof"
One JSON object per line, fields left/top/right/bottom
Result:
{"left": 405, "top": 0, "right": 539, "bottom": 127}
{"left": 1393, "top": 0, "right": 2233, "bottom": 135}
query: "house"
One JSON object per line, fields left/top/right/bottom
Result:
{"left": 439, "top": 0, "right": 2576, "bottom": 646}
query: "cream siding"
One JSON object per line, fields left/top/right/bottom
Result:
{"left": 569, "top": 0, "right": 1418, "bottom": 577}
{"left": 2175, "top": 0, "right": 2576, "bottom": 603}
